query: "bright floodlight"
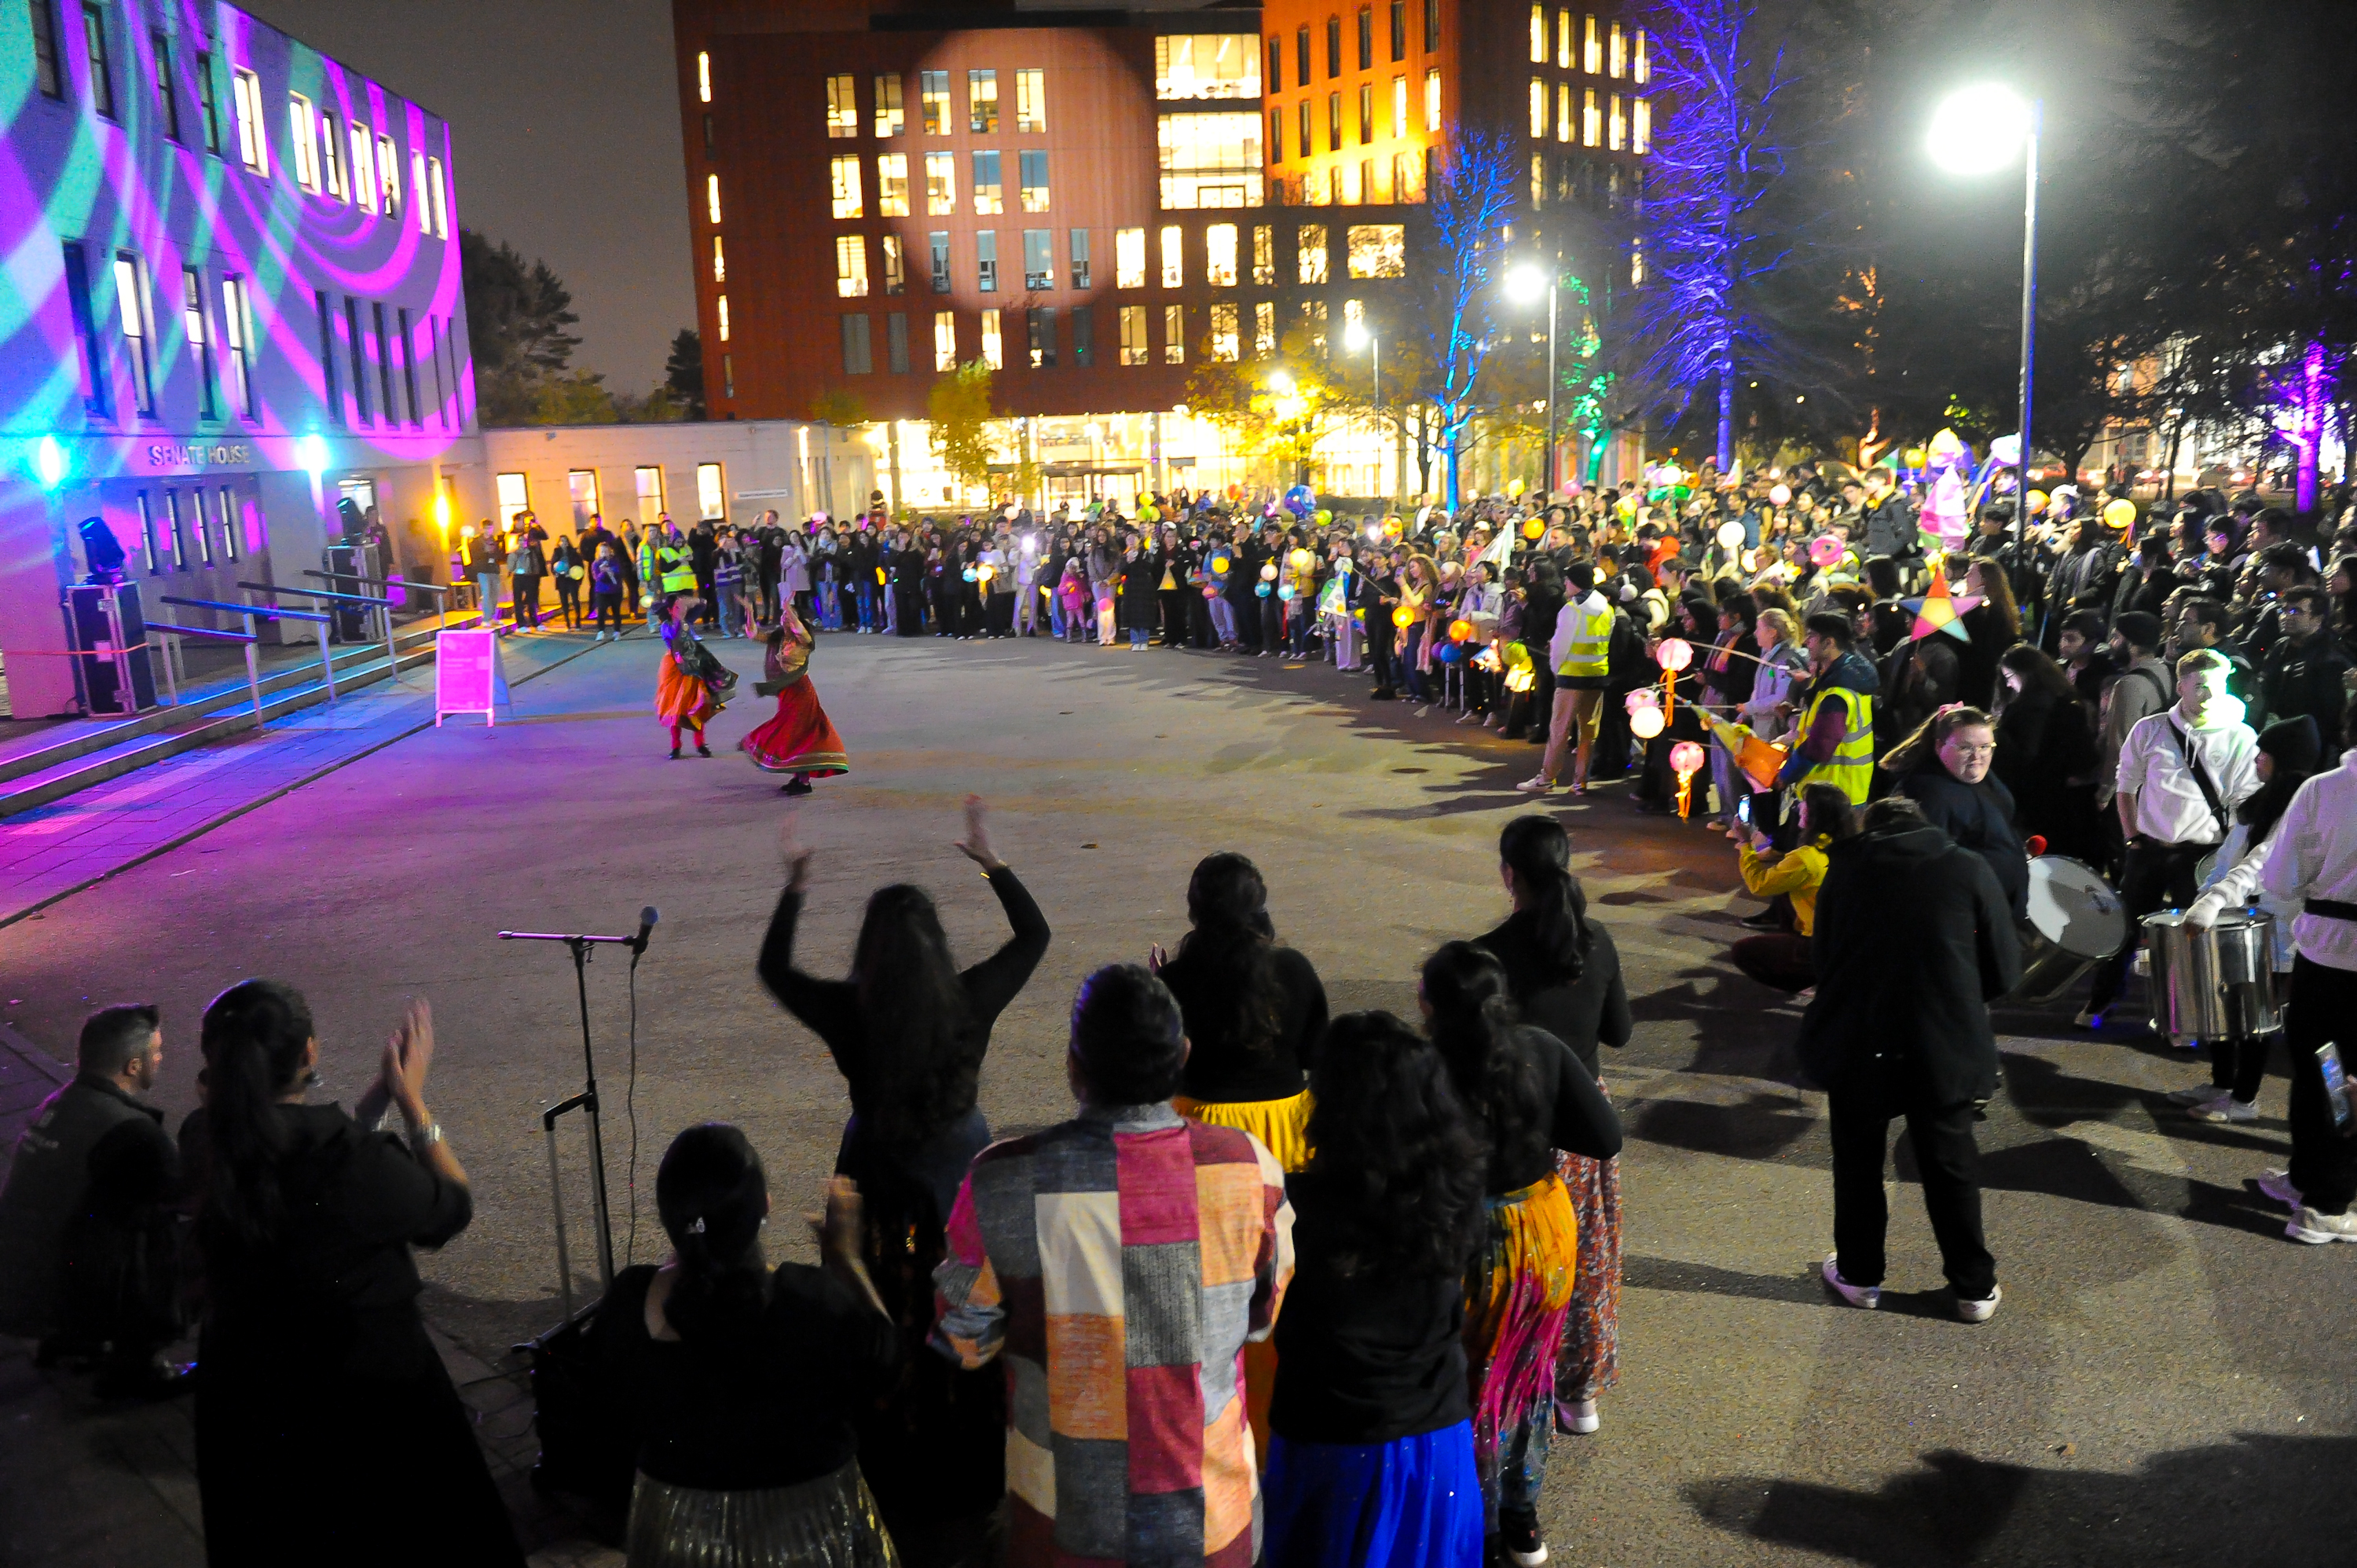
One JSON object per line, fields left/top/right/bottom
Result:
{"left": 1342, "top": 321, "right": 1370, "bottom": 351}
{"left": 1927, "top": 85, "right": 2030, "bottom": 174}
{"left": 1266, "top": 369, "right": 1296, "bottom": 394}
{"left": 1506, "top": 264, "right": 1549, "bottom": 304}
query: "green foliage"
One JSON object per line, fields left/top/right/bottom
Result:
{"left": 809, "top": 388, "right": 867, "bottom": 426}
{"left": 928, "top": 361, "right": 997, "bottom": 489}
{"left": 663, "top": 328, "right": 706, "bottom": 419}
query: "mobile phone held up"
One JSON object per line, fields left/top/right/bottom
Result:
{"left": 1736, "top": 797, "right": 1752, "bottom": 826}
{"left": 2318, "top": 1043, "right": 2357, "bottom": 1137}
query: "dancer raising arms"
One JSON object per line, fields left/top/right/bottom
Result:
{"left": 740, "top": 599, "right": 850, "bottom": 796}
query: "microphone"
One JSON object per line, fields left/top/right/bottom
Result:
{"left": 630, "top": 906, "right": 658, "bottom": 957}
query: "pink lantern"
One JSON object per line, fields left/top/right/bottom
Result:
{"left": 1623, "top": 687, "right": 1660, "bottom": 715}
{"left": 1656, "top": 637, "right": 1694, "bottom": 672}
{"left": 1669, "top": 740, "right": 1706, "bottom": 775}
{"left": 1809, "top": 534, "right": 1846, "bottom": 567}
{"left": 1630, "top": 705, "right": 1666, "bottom": 740}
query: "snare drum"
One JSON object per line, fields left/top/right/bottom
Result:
{"left": 2011, "top": 855, "right": 2126, "bottom": 1003}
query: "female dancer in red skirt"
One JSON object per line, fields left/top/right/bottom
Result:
{"left": 740, "top": 602, "right": 849, "bottom": 794}
{"left": 654, "top": 593, "right": 722, "bottom": 758}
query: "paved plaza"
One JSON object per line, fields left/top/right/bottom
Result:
{"left": 2, "top": 630, "right": 2352, "bottom": 1566}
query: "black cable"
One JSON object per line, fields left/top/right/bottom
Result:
{"left": 625, "top": 948, "right": 642, "bottom": 1268}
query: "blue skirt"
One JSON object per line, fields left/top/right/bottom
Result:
{"left": 1262, "top": 1421, "right": 1484, "bottom": 1568}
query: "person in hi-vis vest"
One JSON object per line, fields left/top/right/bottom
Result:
{"left": 1776, "top": 612, "right": 1882, "bottom": 811}
{"left": 1519, "top": 560, "right": 1615, "bottom": 795}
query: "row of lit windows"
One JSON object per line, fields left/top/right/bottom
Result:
{"left": 127, "top": 484, "right": 244, "bottom": 574}
{"left": 820, "top": 222, "right": 1406, "bottom": 303}
{"left": 495, "top": 467, "right": 727, "bottom": 529}
{"left": 28, "top": 0, "right": 447, "bottom": 237}
{"left": 1266, "top": 0, "right": 1440, "bottom": 93}
{"left": 1530, "top": 82, "right": 1651, "bottom": 154}
{"left": 825, "top": 149, "right": 1052, "bottom": 218}
{"left": 58, "top": 242, "right": 256, "bottom": 425}
{"left": 1528, "top": 10, "right": 1649, "bottom": 82}
{"left": 1279, "top": 153, "right": 1428, "bottom": 207}
{"left": 822, "top": 68, "right": 1047, "bottom": 137}
{"left": 1268, "top": 71, "right": 1440, "bottom": 161}
{"left": 839, "top": 298, "right": 1373, "bottom": 375}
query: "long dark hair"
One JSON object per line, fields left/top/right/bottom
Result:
{"left": 1304, "top": 1012, "right": 1486, "bottom": 1278}
{"left": 1173, "top": 852, "right": 1285, "bottom": 1056}
{"left": 197, "top": 979, "right": 316, "bottom": 1253}
{"left": 1420, "top": 941, "right": 1539, "bottom": 1152}
{"left": 1999, "top": 642, "right": 2077, "bottom": 704}
{"left": 2240, "top": 716, "right": 2324, "bottom": 844}
{"left": 849, "top": 885, "right": 973, "bottom": 1148}
{"left": 654, "top": 1123, "right": 772, "bottom": 1345}
{"left": 1497, "top": 815, "right": 1588, "bottom": 984}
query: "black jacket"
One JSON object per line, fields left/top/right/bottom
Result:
{"left": 2260, "top": 634, "right": 2351, "bottom": 742}
{"left": 1797, "top": 819, "right": 2022, "bottom": 1112}
{"left": 1897, "top": 760, "right": 2029, "bottom": 920}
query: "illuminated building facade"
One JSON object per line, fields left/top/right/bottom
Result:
{"left": 0, "top": 0, "right": 474, "bottom": 716}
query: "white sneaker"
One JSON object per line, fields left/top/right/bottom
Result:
{"left": 2165, "top": 1084, "right": 2222, "bottom": 1106}
{"left": 2189, "top": 1094, "right": 2258, "bottom": 1124}
{"left": 1956, "top": 1284, "right": 2002, "bottom": 1324}
{"left": 1555, "top": 1396, "right": 1600, "bottom": 1434}
{"left": 2256, "top": 1169, "right": 2304, "bottom": 1210}
{"left": 2286, "top": 1206, "right": 2357, "bottom": 1244}
{"left": 1514, "top": 775, "right": 1554, "bottom": 795}
{"left": 1822, "top": 1255, "right": 1879, "bottom": 1310}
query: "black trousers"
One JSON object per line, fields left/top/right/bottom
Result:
{"left": 1828, "top": 1094, "right": 1996, "bottom": 1299}
{"left": 2088, "top": 839, "right": 2209, "bottom": 1013}
{"left": 1368, "top": 625, "right": 1395, "bottom": 691}
{"left": 2209, "top": 1024, "right": 2284, "bottom": 1102}
{"left": 2286, "top": 955, "right": 2357, "bottom": 1214}
{"left": 1732, "top": 932, "right": 1813, "bottom": 993}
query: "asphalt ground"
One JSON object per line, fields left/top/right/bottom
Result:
{"left": 2, "top": 627, "right": 2352, "bottom": 1566}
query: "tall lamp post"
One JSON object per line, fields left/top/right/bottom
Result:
{"left": 1342, "top": 321, "right": 1384, "bottom": 497}
{"left": 1928, "top": 85, "right": 2041, "bottom": 492}
{"left": 1506, "top": 264, "right": 1558, "bottom": 498}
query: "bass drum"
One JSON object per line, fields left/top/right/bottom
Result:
{"left": 2010, "top": 855, "right": 2126, "bottom": 1003}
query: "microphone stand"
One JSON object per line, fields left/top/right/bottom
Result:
{"left": 500, "top": 919, "right": 648, "bottom": 1310}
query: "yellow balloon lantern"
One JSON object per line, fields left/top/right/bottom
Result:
{"left": 1902, "top": 447, "right": 1927, "bottom": 470}
{"left": 1384, "top": 517, "right": 1404, "bottom": 538}
{"left": 1629, "top": 705, "right": 1666, "bottom": 739}
{"left": 1290, "top": 548, "right": 1316, "bottom": 571}
{"left": 1449, "top": 618, "right": 1474, "bottom": 643}
{"left": 1391, "top": 605, "right": 1417, "bottom": 628}
{"left": 2023, "top": 490, "right": 2048, "bottom": 516}
{"left": 2102, "top": 498, "right": 2138, "bottom": 530}
{"left": 977, "top": 563, "right": 995, "bottom": 581}
{"left": 1523, "top": 518, "right": 1545, "bottom": 540}
{"left": 1210, "top": 553, "right": 1232, "bottom": 574}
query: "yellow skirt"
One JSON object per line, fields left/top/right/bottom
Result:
{"left": 1172, "top": 1086, "right": 1313, "bottom": 1470}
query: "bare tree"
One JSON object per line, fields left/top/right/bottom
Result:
{"left": 1412, "top": 127, "right": 1522, "bottom": 507}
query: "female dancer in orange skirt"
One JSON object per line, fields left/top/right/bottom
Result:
{"left": 654, "top": 592, "right": 721, "bottom": 758}
{"left": 739, "top": 601, "right": 849, "bottom": 795}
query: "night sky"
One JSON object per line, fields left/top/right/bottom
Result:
{"left": 242, "top": 0, "right": 695, "bottom": 393}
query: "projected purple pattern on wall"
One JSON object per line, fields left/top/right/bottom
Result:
{"left": 2, "top": 0, "right": 476, "bottom": 476}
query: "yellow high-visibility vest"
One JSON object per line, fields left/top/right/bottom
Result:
{"left": 1556, "top": 594, "right": 1613, "bottom": 678}
{"left": 1798, "top": 682, "right": 1875, "bottom": 804}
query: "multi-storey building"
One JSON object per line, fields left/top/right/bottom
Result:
{"left": 0, "top": 0, "right": 475, "bottom": 715}
{"left": 673, "top": 0, "right": 1651, "bottom": 504}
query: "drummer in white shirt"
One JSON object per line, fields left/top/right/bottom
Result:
{"left": 2080, "top": 649, "right": 2260, "bottom": 1031}
{"left": 2254, "top": 709, "right": 2357, "bottom": 1244}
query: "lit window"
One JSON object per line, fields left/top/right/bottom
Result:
{"left": 972, "top": 150, "right": 1002, "bottom": 214}
{"left": 709, "top": 235, "right": 725, "bottom": 282}
{"left": 980, "top": 308, "right": 1003, "bottom": 368}
{"left": 1252, "top": 225, "right": 1274, "bottom": 284}
{"left": 1016, "top": 68, "right": 1045, "bottom": 131}
{"left": 1633, "top": 30, "right": 1648, "bottom": 83}
{"left": 1424, "top": 68, "right": 1441, "bottom": 131}
{"left": 1300, "top": 297, "right": 1327, "bottom": 354}
{"left": 827, "top": 74, "right": 857, "bottom": 137}
{"left": 1632, "top": 97, "right": 1650, "bottom": 155}
{"left": 874, "top": 73, "right": 903, "bottom": 136}
{"left": 706, "top": 172, "right": 721, "bottom": 222}
{"left": 1210, "top": 302, "right": 1239, "bottom": 361}
{"left": 1027, "top": 306, "right": 1056, "bottom": 368}
{"left": 835, "top": 236, "right": 868, "bottom": 298}
{"left": 1205, "top": 222, "right": 1237, "bottom": 286}
{"left": 977, "top": 229, "right": 997, "bottom": 292}
{"left": 969, "top": 69, "right": 998, "bottom": 134}
{"left": 230, "top": 68, "right": 267, "bottom": 174}
{"left": 929, "top": 232, "right": 950, "bottom": 292}
{"left": 1255, "top": 300, "right": 1275, "bottom": 355}
{"left": 1163, "top": 303, "right": 1185, "bottom": 364}
{"left": 377, "top": 133, "right": 400, "bottom": 218}
{"left": 350, "top": 122, "right": 376, "bottom": 212}
{"left": 1120, "top": 303, "right": 1147, "bottom": 365}
{"left": 1329, "top": 93, "right": 1341, "bottom": 152}
{"left": 830, "top": 154, "right": 863, "bottom": 218}
{"left": 114, "top": 253, "right": 155, "bottom": 416}
{"left": 1530, "top": 79, "right": 1545, "bottom": 138}
{"left": 696, "top": 463, "right": 724, "bottom": 518}
{"left": 1392, "top": 74, "right": 1407, "bottom": 137}
{"left": 1358, "top": 82, "right": 1374, "bottom": 144}
{"left": 412, "top": 152, "right": 430, "bottom": 233}
{"left": 920, "top": 71, "right": 949, "bottom": 134}
{"left": 841, "top": 313, "right": 872, "bottom": 374}
{"left": 1157, "top": 112, "right": 1263, "bottom": 209}
{"left": 1559, "top": 8, "right": 1573, "bottom": 68}
{"left": 288, "top": 95, "right": 319, "bottom": 190}
{"left": 1530, "top": 5, "right": 1545, "bottom": 62}
{"left": 1608, "top": 93, "right": 1623, "bottom": 150}
{"left": 716, "top": 294, "right": 730, "bottom": 340}
{"left": 320, "top": 111, "right": 345, "bottom": 197}
{"left": 882, "top": 234, "right": 906, "bottom": 295}
{"left": 878, "top": 152, "right": 909, "bottom": 216}
{"left": 933, "top": 310, "right": 957, "bottom": 370}
{"left": 636, "top": 467, "right": 665, "bottom": 515}
{"left": 217, "top": 486, "right": 240, "bottom": 559}
{"left": 1156, "top": 34, "right": 1259, "bottom": 100}
{"left": 1531, "top": 152, "right": 1545, "bottom": 207}
{"left": 1584, "top": 14, "right": 1600, "bottom": 74}
{"left": 1116, "top": 227, "right": 1146, "bottom": 289}
{"left": 1020, "top": 149, "right": 1050, "bottom": 211}
{"left": 1630, "top": 236, "right": 1644, "bottom": 287}
{"left": 1609, "top": 21, "right": 1625, "bottom": 77}
{"left": 1557, "top": 81, "right": 1572, "bottom": 141}
{"left": 1298, "top": 224, "right": 1327, "bottom": 283}
{"left": 182, "top": 267, "right": 215, "bottom": 419}
{"left": 697, "top": 51, "right": 711, "bottom": 103}
{"left": 926, "top": 152, "right": 955, "bottom": 214}
{"left": 221, "top": 276, "right": 255, "bottom": 416}
{"left": 567, "top": 470, "right": 600, "bottom": 530}
{"left": 1583, "top": 88, "right": 1600, "bottom": 146}
{"left": 1022, "top": 228, "right": 1054, "bottom": 289}
{"left": 1342, "top": 159, "right": 1364, "bottom": 203}
{"left": 1160, "top": 224, "right": 1183, "bottom": 287}
{"left": 1393, "top": 149, "right": 1420, "bottom": 201}
{"left": 1070, "top": 228, "right": 1091, "bottom": 288}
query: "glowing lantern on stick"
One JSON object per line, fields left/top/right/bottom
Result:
{"left": 1629, "top": 705, "right": 1666, "bottom": 739}
{"left": 1670, "top": 739, "right": 1707, "bottom": 819}
{"left": 2102, "top": 498, "right": 2138, "bottom": 530}
{"left": 1449, "top": 618, "right": 1473, "bottom": 643}
{"left": 1655, "top": 638, "right": 1693, "bottom": 672}
{"left": 1716, "top": 522, "right": 1745, "bottom": 550}
{"left": 1523, "top": 518, "right": 1545, "bottom": 540}
{"left": 1391, "top": 606, "right": 1416, "bottom": 628}
{"left": 1260, "top": 562, "right": 1279, "bottom": 581}
{"left": 1769, "top": 483, "right": 1792, "bottom": 506}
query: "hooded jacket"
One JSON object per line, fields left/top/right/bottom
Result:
{"left": 1797, "top": 816, "right": 2022, "bottom": 1112}
{"left": 1898, "top": 760, "right": 2029, "bottom": 920}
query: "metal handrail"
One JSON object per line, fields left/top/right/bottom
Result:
{"left": 241, "top": 580, "right": 395, "bottom": 608}
{"left": 159, "top": 594, "right": 339, "bottom": 704}
{"left": 158, "top": 594, "right": 330, "bottom": 624}
{"left": 306, "top": 569, "right": 456, "bottom": 633}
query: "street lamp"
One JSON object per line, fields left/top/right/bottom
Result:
{"left": 1507, "top": 264, "right": 1559, "bottom": 497}
{"left": 1342, "top": 319, "right": 1380, "bottom": 404}
{"left": 1266, "top": 371, "right": 1311, "bottom": 486}
{"left": 1928, "top": 84, "right": 2040, "bottom": 492}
